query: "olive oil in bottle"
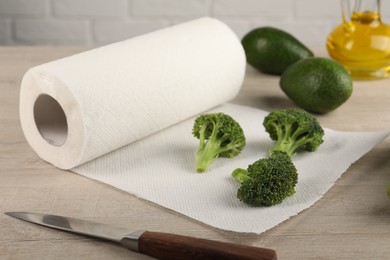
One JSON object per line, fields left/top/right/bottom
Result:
{"left": 327, "top": 0, "right": 390, "bottom": 80}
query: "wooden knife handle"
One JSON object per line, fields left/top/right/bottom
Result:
{"left": 137, "top": 231, "right": 277, "bottom": 260}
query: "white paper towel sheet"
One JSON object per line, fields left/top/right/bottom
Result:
{"left": 20, "top": 17, "right": 245, "bottom": 169}
{"left": 19, "top": 17, "right": 390, "bottom": 233}
{"left": 73, "top": 103, "right": 389, "bottom": 233}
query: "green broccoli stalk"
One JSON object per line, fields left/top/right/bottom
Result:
{"left": 263, "top": 108, "right": 324, "bottom": 157}
{"left": 192, "top": 113, "right": 246, "bottom": 173}
{"left": 231, "top": 109, "right": 324, "bottom": 207}
{"left": 232, "top": 151, "right": 298, "bottom": 206}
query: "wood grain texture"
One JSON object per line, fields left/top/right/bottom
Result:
{"left": 1, "top": 47, "right": 390, "bottom": 260}
{"left": 137, "top": 231, "right": 277, "bottom": 260}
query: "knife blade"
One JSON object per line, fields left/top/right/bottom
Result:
{"left": 5, "top": 212, "right": 277, "bottom": 260}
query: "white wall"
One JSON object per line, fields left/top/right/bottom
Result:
{"left": 0, "top": 0, "right": 389, "bottom": 46}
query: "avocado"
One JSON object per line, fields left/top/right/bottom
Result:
{"left": 241, "top": 27, "right": 314, "bottom": 75}
{"left": 280, "top": 57, "right": 353, "bottom": 114}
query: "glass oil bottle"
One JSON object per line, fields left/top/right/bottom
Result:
{"left": 327, "top": 0, "right": 390, "bottom": 79}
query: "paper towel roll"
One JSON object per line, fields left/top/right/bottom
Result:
{"left": 20, "top": 17, "right": 246, "bottom": 169}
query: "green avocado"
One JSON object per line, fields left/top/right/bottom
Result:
{"left": 280, "top": 57, "right": 353, "bottom": 114}
{"left": 241, "top": 27, "right": 314, "bottom": 75}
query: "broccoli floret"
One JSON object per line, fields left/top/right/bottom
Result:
{"left": 263, "top": 108, "right": 324, "bottom": 157}
{"left": 192, "top": 113, "right": 246, "bottom": 173}
{"left": 232, "top": 151, "right": 298, "bottom": 206}
{"left": 231, "top": 109, "right": 323, "bottom": 206}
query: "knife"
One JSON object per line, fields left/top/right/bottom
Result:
{"left": 5, "top": 212, "right": 277, "bottom": 260}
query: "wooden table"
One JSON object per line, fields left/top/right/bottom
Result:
{"left": 1, "top": 47, "right": 390, "bottom": 260}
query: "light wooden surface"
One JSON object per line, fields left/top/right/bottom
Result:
{"left": 1, "top": 47, "right": 390, "bottom": 260}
